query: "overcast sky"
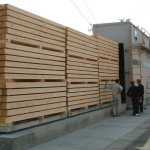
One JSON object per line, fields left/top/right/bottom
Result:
{"left": 0, "top": 0, "right": 150, "bottom": 35}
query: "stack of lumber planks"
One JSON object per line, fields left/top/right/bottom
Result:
{"left": 96, "top": 36, "right": 119, "bottom": 105}
{"left": 0, "top": 4, "right": 67, "bottom": 125}
{"left": 66, "top": 28, "right": 100, "bottom": 113}
{"left": 0, "top": 4, "right": 119, "bottom": 131}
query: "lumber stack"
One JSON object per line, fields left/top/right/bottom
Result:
{"left": 66, "top": 28, "right": 100, "bottom": 113}
{"left": 96, "top": 36, "right": 119, "bottom": 105}
{"left": 0, "top": 4, "right": 67, "bottom": 125}
{"left": 0, "top": 4, "right": 119, "bottom": 131}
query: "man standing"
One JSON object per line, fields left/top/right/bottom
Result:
{"left": 136, "top": 79, "right": 144, "bottom": 113}
{"left": 105, "top": 79, "right": 123, "bottom": 116}
{"left": 127, "top": 81, "right": 139, "bottom": 116}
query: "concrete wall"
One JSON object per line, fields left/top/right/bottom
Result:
{"left": 131, "top": 25, "right": 150, "bottom": 102}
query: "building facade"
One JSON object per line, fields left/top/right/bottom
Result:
{"left": 93, "top": 22, "right": 150, "bottom": 105}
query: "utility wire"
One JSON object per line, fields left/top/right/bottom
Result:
{"left": 84, "top": 0, "right": 96, "bottom": 22}
{"left": 70, "top": 0, "right": 92, "bottom": 26}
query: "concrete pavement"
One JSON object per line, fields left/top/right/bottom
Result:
{"left": 27, "top": 106, "right": 150, "bottom": 150}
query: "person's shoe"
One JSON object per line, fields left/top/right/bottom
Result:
{"left": 112, "top": 115, "right": 116, "bottom": 117}
{"left": 135, "top": 113, "right": 139, "bottom": 116}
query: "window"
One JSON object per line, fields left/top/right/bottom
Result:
{"left": 134, "top": 30, "right": 138, "bottom": 40}
{"left": 142, "top": 62, "right": 150, "bottom": 68}
{"left": 132, "top": 59, "right": 140, "bottom": 66}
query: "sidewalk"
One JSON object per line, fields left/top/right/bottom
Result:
{"left": 27, "top": 106, "right": 150, "bottom": 150}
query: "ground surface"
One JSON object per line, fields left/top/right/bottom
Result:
{"left": 27, "top": 106, "right": 150, "bottom": 150}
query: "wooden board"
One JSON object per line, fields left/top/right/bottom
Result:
{"left": 67, "top": 83, "right": 100, "bottom": 112}
{"left": 0, "top": 107, "right": 67, "bottom": 123}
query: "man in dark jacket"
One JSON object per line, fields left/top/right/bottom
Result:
{"left": 136, "top": 79, "right": 144, "bottom": 113}
{"left": 127, "top": 81, "right": 139, "bottom": 116}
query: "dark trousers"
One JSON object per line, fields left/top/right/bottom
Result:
{"left": 132, "top": 97, "right": 139, "bottom": 114}
{"left": 139, "top": 97, "right": 144, "bottom": 113}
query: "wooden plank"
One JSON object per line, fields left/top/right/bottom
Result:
{"left": 99, "top": 58, "right": 119, "bottom": 64}
{"left": 1, "top": 33, "right": 41, "bottom": 46}
{"left": 100, "top": 95, "right": 112, "bottom": 99}
{"left": 101, "top": 99, "right": 112, "bottom": 103}
{"left": 68, "top": 97, "right": 99, "bottom": 105}
{"left": 67, "top": 90, "right": 99, "bottom": 97}
{"left": 2, "top": 97, "right": 66, "bottom": 109}
{"left": 100, "top": 92, "right": 112, "bottom": 96}
{"left": 1, "top": 82, "right": 66, "bottom": 89}
{"left": 1, "top": 42, "right": 65, "bottom": 55}
{"left": 2, "top": 92, "right": 66, "bottom": 102}
{"left": 100, "top": 89, "right": 112, "bottom": 93}
{"left": 1, "top": 48, "right": 65, "bottom": 62}
{"left": 2, "top": 74, "right": 66, "bottom": 80}
{"left": 67, "top": 65, "right": 98, "bottom": 72}
{"left": 99, "top": 65, "right": 119, "bottom": 71}
{"left": 98, "top": 46, "right": 118, "bottom": 55}
{"left": 2, "top": 101, "right": 66, "bottom": 116}
{"left": 3, "top": 87, "right": 66, "bottom": 95}
{"left": 0, "top": 15, "right": 7, "bottom": 21}
{"left": 99, "top": 76, "right": 119, "bottom": 80}
{"left": 95, "top": 35, "right": 118, "bottom": 47}
{"left": 67, "top": 79, "right": 98, "bottom": 82}
{"left": 3, "top": 61, "right": 65, "bottom": 71}
{"left": 99, "top": 63, "right": 118, "bottom": 68}
{"left": 68, "top": 57, "right": 98, "bottom": 65}
{"left": 68, "top": 94, "right": 99, "bottom": 101}
{"left": 99, "top": 70, "right": 119, "bottom": 74}
{"left": 99, "top": 73, "right": 118, "bottom": 77}
{"left": 67, "top": 47, "right": 97, "bottom": 60}
{"left": 68, "top": 101, "right": 99, "bottom": 110}
{"left": 100, "top": 80, "right": 114, "bottom": 84}
{"left": 1, "top": 55, "right": 65, "bottom": 66}
{"left": 1, "top": 28, "right": 42, "bottom": 41}
{"left": 99, "top": 53, "right": 118, "bottom": 61}
{"left": 3, "top": 28, "right": 65, "bottom": 47}
{"left": 42, "top": 42, "right": 65, "bottom": 52}
{"left": 68, "top": 87, "right": 98, "bottom": 93}
{"left": 98, "top": 42, "right": 118, "bottom": 51}
{"left": 4, "top": 22, "right": 65, "bottom": 40}
{"left": 0, "top": 9, "right": 7, "bottom": 16}
{"left": 68, "top": 60, "right": 98, "bottom": 68}
{"left": 2, "top": 67, "right": 65, "bottom": 75}
{"left": 67, "top": 28, "right": 97, "bottom": 45}
{"left": 1, "top": 47, "right": 65, "bottom": 60}
{"left": 7, "top": 9, "right": 61, "bottom": 32}
{"left": 3, "top": 18, "right": 65, "bottom": 40}
{"left": 67, "top": 36, "right": 97, "bottom": 49}
{"left": 68, "top": 83, "right": 98, "bottom": 88}
{"left": 99, "top": 63, "right": 118, "bottom": 67}
{"left": 67, "top": 70, "right": 98, "bottom": 76}
{"left": 6, "top": 5, "right": 65, "bottom": 31}
{"left": 67, "top": 41, "right": 97, "bottom": 56}
{"left": 67, "top": 74, "right": 98, "bottom": 79}
{"left": 98, "top": 49, "right": 118, "bottom": 57}
{"left": 0, "top": 107, "right": 66, "bottom": 123}
{"left": 1, "top": 33, "right": 65, "bottom": 52}
{"left": 98, "top": 45, "right": 119, "bottom": 55}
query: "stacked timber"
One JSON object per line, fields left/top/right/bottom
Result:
{"left": 0, "top": 4, "right": 120, "bottom": 131}
{"left": 0, "top": 4, "right": 67, "bottom": 126}
{"left": 66, "top": 28, "right": 100, "bottom": 114}
{"left": 96, "top": 36, "right": 119, "bottom": 105}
